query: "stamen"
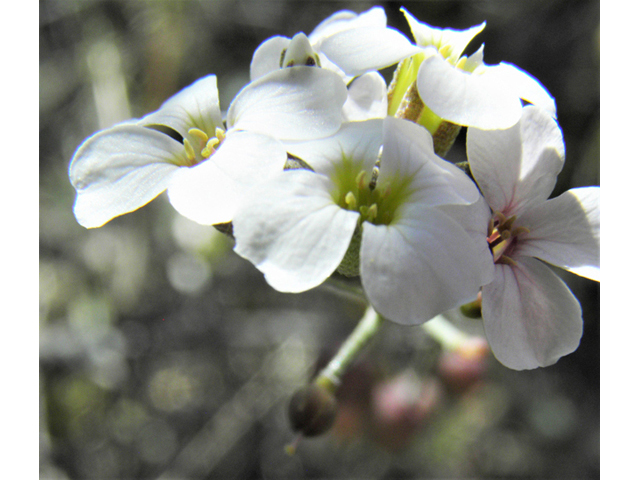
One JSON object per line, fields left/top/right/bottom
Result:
{"left": 511, "top": 226, "right": 530, "bottom": 237}
{"left": 499, "top": 215, "right": 517, "bottom": 232}
{"left": 183, "top": 138, "right": 196, "bottom": 164}
{"left": 487, "top": 211, "right": 528, "bottom": 264}
{"left": 188, "top": 128, "right": 209, "bottom": 144}
{"left": 200, "top": 137, "right": 220, "bottom": 158}
{"left": 215, "top": 127, "right": 226, "bottom": 142}
{"left": 499, "top": 255, "right": 517, "bottom": 266}
{"left": 456, "top": 56, "right": 468, "bottom": 70}
{"left": 355, "top": 170, "right": 367, "bottom": 190}
{"left": 494, "top": 211, "right": 507, "bottom": 226}
{"left": 345, "top": 191, "right": 357, "bottom": 210}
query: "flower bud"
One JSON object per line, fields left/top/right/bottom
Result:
{"left": 437, "top": 336, "right": 490, "bottom": 392}
{"left": 371, "top": 371, "right": 443, "bottom": 451}
{"left": 287, "top": 383, "right": 338, "bottom": 437}
{"left": 459, "top": 291, "right": 482, "bottom": 318}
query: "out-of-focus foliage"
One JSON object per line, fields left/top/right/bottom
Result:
{"left": 40, "top": 1, "right": 599, "bottom": 478}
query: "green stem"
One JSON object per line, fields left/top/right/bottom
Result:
{"left": 422, "top": 314, "right": 470, "bottom": 351}
{"left": 315, "top": 305, "right": 383, "bottom": 393}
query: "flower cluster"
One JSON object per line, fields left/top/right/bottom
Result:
{"left": 69, "top": 6, "right": 599, "bottom": 371}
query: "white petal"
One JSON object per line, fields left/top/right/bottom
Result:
{"left": 342, "top": 72, "right": 388, "bottom": 121}
{"left": 69, "top": 125, "right": 184, "bottom": 228}
{"left": 467, "top": 105, "right": 564, "bottom": 215}
{"left": 401, "top": 8, "right": 485, "bottom": 60}
{"left": 516, "top": 187, "right": 600, "bottom": 281}
{"left": 437, "top": 198, "right": 495, "bottom": 287}
{"left": 285, "top": 119, "right": 384, "bottom": 176}
{"left": 466, "top": 116, "right": 524, "bottom": 213}
{"left": 381, "top": 117, "right": 480, "bottom": 206}
{"left": 416, "top": 52, "right": 522, "bottom": 130}
{"left": 250, "top": 36, "right": 290, "bottom": 81}
{"left": 360, "top": 204, "right": 489, "bottom": 325}
{"left": 484, "top": 62, "right": 557, "bottom": 117}
{"left": 139, "top": 75, "right": 223, "bottom": 138}
{"left": 167, "top": 131, "right": 286, "bottom": 225}
{"left": 310, "top": 7, "right": 385, "bottom": 43}
{"left": 233, "top": 170, "right": 359, "bottom": 292}
{"left": 319, "top": 26, "right": 420, "bottom": 76}
{"left": 308, "top": 11, "right": 357, "bottom": 44}
{"left": 464, "top": 44, "right": 485, "bottom": 73}
{"left": 482, "top": 257, "right": 583, "bottom": 370}
{"left": 228, "top": 67, "right": 347, "bottom": 140}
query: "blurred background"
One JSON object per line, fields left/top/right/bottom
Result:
{"left": 39, "top": 0, "right": 599, "bottom": 478}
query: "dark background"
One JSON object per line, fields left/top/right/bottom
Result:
{"left": 40, "top": 1, "right": 599, "bottom": 478}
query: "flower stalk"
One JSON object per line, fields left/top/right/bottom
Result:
{"left": 315, "top": 304, "right": 384, "bottom": 393}
{"left": 422, "top": 314, "right": 471, "bottom": 351}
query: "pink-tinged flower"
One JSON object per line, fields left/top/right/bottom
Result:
{"left": 232, "top": 117, "right": 491, "bottom": 325}
{"left": 69, "top": 69, "right": 347, "bottom": 228}
{"left": 466, "top": 105, "right": 599, "bottom": 369}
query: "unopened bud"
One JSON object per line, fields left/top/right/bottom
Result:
{"left": 287, "top": 383, "right": 338, "bottom": 437}
{"left": 459, "top": 291, "right": 482, "bottom": 318}
{"left": 437, "top": 336, "right": 490, "bottom": 392}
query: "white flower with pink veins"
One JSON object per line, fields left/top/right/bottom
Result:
{"left": 467, "top": 105, "right": 599, "bottom": 369}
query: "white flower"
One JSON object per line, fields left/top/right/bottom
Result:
{"left": 70, "top": 69, "right": 347, "bottom": 228}
{"left": 400, "top": 7, "right": 556, "bottom": 130}
{"left": 250, "top": 7, "right": 419, "bottom": 82}
{"left": 249, "top": 8, "right": 418, "bottom": 123}
{"left": 466, "top": 105, "right": 599, "bottom": 369}
{"left": 233, "top": 117, "right": 492, "bottom": 324}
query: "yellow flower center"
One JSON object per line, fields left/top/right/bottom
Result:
{"left": 182, "top": 127, "right": 226, "bottom": 167}
{"left": 332, "top": 148, "right": 411, "bottom": 227}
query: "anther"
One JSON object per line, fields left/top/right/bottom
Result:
{"left": 499, "top": 215, "right": 517, "bottom": 232}
{"left": 494, "top": 211, "right": 507, "bottom": 226}
{"left": 215, "top": 127, "right": 226, "bottom": 142}
{"left": 512, "top": 226, "right": 530, "bottom": 237}
{"left": 183, "top": 138, "right": 196, "bottom": 163}
{"left": 200, "top": 137, "right": 220, "bottom": 158}
{"left": 345, "top": 191, "right": 357, "bottom": 210}
{"left": 355, "top": 170, "right": 367, "bottom": 190}
{"left": 188, "top": 128, "right": 209, "bottom": 144}
{"left": 499, "top": 255, "right": 517, "bottom": 266}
